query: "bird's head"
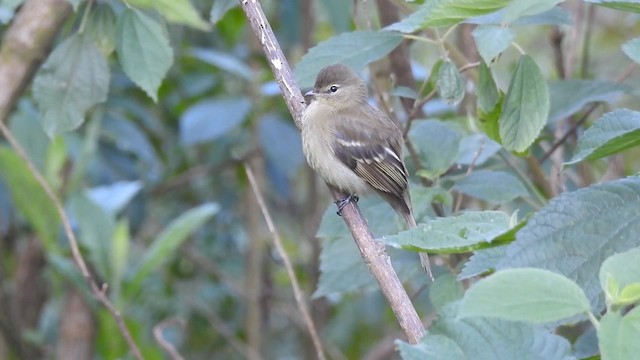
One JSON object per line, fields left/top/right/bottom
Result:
{"left": 304, "top": 64, "right": 368, "bottom": 110}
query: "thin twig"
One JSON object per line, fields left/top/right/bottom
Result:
{"left": 244, "top": 163, "right": 326, "bottom": 360}
{"left": 0, "top": 121, "right": 144, "bottom": 360}
{"left": 153, "top": 318, "right": 186, "bottom": 360}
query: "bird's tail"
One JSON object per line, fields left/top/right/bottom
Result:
{"left": 403, "top": 212, "right": 434, "bottom": 281}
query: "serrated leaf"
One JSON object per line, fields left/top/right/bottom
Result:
{"left": 432, "top": 302, "right": 574, "bottom": 360}
{"left": 564, "top": 109, "right": 640, "bottom": 166}
{"left": 130, "top": 203, "right": 219, "bottom": 290}
{"left": 472, "top": 25, "right": 514, "bottom": 64}
{"left": 33, "top": 33, "right": 109, "bottom": 136}
{"left": 383, "top": 211, "right": 512, "bottom": 254}
{"left": 460, "top": 268, "right": 590, "bottom": 323}
{"left": 210, "top": 0, "right": 237, "bottom": 24}
{"left": 477, "top": 61, "right": 500, "bottom": 113}
{"left": 458, "top": 246, "right": 506, "bottom": 280}
{"left": 499, "top": 55, "right": 549, "bottom": 152}
{"left": 0, "top": 148, "right": 59, "bottom": 252}
{"left": 453, "top": 170, "right": 529, "bottom": 204}
{"left": 622, "top": 37, "right": 640, "bottom": 63}
{"left": 385, "top": 0, "right": 511, "bottom": 32}
{"left": 396, "top": 335, "right": 465, "bottom": 360}
{"left": 409, "top": 120, "right": 460, "bottom": 179}
{"left": 548, "top": 80, "right": 625, "bottom": 123}
{"left": 85, "top": 3, "right": 117, "bottom": 55}
{"left": 599, "top": 308, "right": 640, "bottom": 360}
{"left": 117, "top": 8, "right": 174, "bottom": 102}
{"left": 599, "top": 246, "right": 640, "bottom": 299}
{"left": 501, "top": 0, "right": 565, "bottom": 23}
{"left": 126, "top": 0, "right": 210, "bottom": 30}
{"left": 436, "top": 61, "right": 464, "bottom": 105}
{"left": 179, "top": 97, "right": 251, "bottom": 146}
{"left": 293, "top": 31, "right": 403, "bottom": 88}
{"left": 498, "top": 177, "right": 640, "bottom": 311}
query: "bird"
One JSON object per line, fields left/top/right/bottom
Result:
{"left": 301, "top": 63, "right": 432, "bottom": 279}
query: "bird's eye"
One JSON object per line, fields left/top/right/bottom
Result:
{"left": 330, "top": 85, "right": 338, "bottom": 93}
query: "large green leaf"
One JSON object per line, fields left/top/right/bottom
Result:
{"left": 453, "top": 170, "right": 529, "bottom": 204}
{"left": 383, "top": 211, "right": 513, "bottom": 254}
{"left": 385, "top": 0, "right": 511, "bottom": 32}
{"left": 130, "top": 203, "right": 219, "bottom": 290}
{"left": 117, "top": 8, "right": 174, "bottom": 102}
{"left": 33, "top": 33, "right": 109, "bottom": 136}
{"left": 498, "top": 177, "right": 640, "bottom": 310}
{"left": 126, "top": 0, "right": 210, "bottom": 30}
{"left": 476, "top": 61, "right": 500, "bottom": 113}
{"left": 564, "top": 109, "right": 640, "bottom": 166}
{"left": 293, "top": 31, "right": 403, "bottom": 88}
{"left": 599, "top": 307, "right": 640, "bottom": 360}
{"left": 458, "top": 246, "right": 507, "bottom": 280}
{"left": 584, "top": 0, "right": 640, "bottom": 13}
{"left": 548, "top": 80, "right": 625, "bottom": 123}
{"left": 499, "top": 55, "right": 549, "bottom": 152}
{"left": 0, "top": 148, "right": 59, "bottom": 252}
{"left": 501, "top": 0, "right": 565, "bottom": 23}
{"left": 179, "top": 97, "right": 251, "bottom": 146}
{"left": 460, "top": 268, "right": 591, "bottom": 323}
{"left": 430, "top": 302, "right": 574, "bottom": 360}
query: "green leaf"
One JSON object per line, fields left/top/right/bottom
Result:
{"left": 460, "top": 268, "right": 591, "bottom": 323}
{"left": 498, "top": 177, "right": 640, "bottom": 310}
{"left": 117, "top": 8, "right": 174, "bottom": 102}
{"left": 131, "top": 203, "right": 219, "bottom": 290}
{"left": 9, "top": 100, "right": 49, "bottom": 172}
{"left": 584, "top": 0, "right": 640, "bottom": 13}
{"left": 390, "top": 86, "right": 418, "bottom": 100}
{"left": 210, "top": 0, "right": 237, "bottom": 24}
{"left": 599, "top": 307, "right": 640, "bottom": 360}
{"left": 396, "top": 335, "right": 465, "bottom": 360}
{"left": 432, "top": 302, "right": 574, "bottom": 360}
{"left": 293, "top": 31, "right": 403, "bottom": 88}
{"left": 564, "top": 109, "right": 640, "bottom": 166}
{"left": 467, "top": 6, "right": 572, "bottom": 26}
{"left": 126, "top": 0, "right": 210, "bottom": 30}
{"left": 472, "top": 25, "right": 514, "bottom": 64}
{"left": 548, "top": 80, "right": 625, "bottom": 123}
{"left": 458, "top": 246, "right": 506, "bottom": 280}
{"left": 383, "top": 211, "right": 512, "bottom": 254}
{"left": 0, "top": 148, "right": 59, "bottom": 252}
{"left": 501, "top": 0, "right": 565, "bottom": 23}
{"left": 409, "top": 120, "right": 460, "bottom": 180}
{"left": 69, "top": 193, "right": 115, "bottom": 279}
{"left": 385, "top": 0, "right": 511, "bottom": 32}
{"left": 618, "top": 283, "right": 640, "bottom": 306}
{"left": 430, "top": 273, "right": 464, "bottom": 311}
{"left": 499, "top": 55, "right": 549, "bottom": 152}
{"left": 258, "top": 115, "right": 304, "bottom": 178}
{"left": 599, "top": 246, "right": 640, "bottom": 300}
{"left": 622, "top": 37, "right": 640, "bottom": 63}
{"left": 179, "top": 97, "right": 251, "bottom": 146}
{"left": 453, "top": 170, "right": 529, "bottom": 204}
{"left": 477, "top": 62, "right": 500, "bottom": 113}
{"left": 189, "top": 48, "right": 253, "bottom": 80}
{"left": 436, "top": 61, "right": 464, "bottom": 105}
{"left": 33, "top": 33, "right": 109, "bottom": 136}
{"left": 85, "top": 3, "right": 117, "bottom": 56}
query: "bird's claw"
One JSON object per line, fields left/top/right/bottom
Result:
{"left": 335, "top": 194, "right": 359, "bottom": 216}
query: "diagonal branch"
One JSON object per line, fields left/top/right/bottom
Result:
{"left": 238, "top": 0, "right": 426, "bottom": 344}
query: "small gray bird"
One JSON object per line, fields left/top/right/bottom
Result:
{"left": 301, "top": 63, "right": 432, "bottom": 278}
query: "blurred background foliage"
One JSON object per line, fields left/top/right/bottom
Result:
{"left": 0, "top": 0, "right": 639, "bottom": 359}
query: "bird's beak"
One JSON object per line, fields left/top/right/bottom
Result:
{"left": 304, "top": 90, "right": 316, "bottom": 104}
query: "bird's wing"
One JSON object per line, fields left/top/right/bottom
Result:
{"left": 331, "top": 108, "right": 408, "bottom": 199}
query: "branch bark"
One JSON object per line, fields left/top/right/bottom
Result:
{"left": 238, "top": 0, "right": 426, "bottom": 344}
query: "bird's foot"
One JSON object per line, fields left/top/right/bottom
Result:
{"left": 335, "top": 194, "right": 359, "bottom": 216}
